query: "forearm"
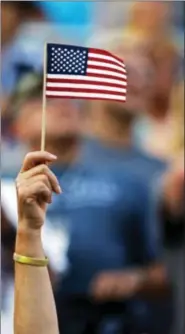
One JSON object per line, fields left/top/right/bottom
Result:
{"left": 14, "top": 223, "right": 59, "bottom": 334}
{"left": 134, "top": 264, "right": 170, "bottom": 298}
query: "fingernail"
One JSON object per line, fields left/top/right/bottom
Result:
{"left": 49, "top": 154, "right": 57, "bottom": 159}
{"left": 57, "top": 185, "right": 62, "bottom": 194}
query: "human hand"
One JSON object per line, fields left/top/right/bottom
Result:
{"left": 89, "top": 270, "right": 144, "bottom": 302}
{"left": 15, "top": 151, "right": 62, "bottom": 230}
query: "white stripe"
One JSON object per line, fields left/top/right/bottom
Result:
{"left": 47, "top": 82, "right": 127, "bottom": 93}
{"left": 88, "top": 60, "right": 126, "bottom": 73}
{"left": 87, "top": 68, "right": 127, "bottom": 80}
{"left": 89, "top": 53, "right": 126, "bottom": 68}
{"left": 46, "top": 91, "right": 126, "bottom": 101}
{"left": 47, "top": 74, "right": 127, "bottom": 86}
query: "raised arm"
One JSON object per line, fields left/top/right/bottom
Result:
{"left": 14, "top": 151, "right": 61, "bottom": 334}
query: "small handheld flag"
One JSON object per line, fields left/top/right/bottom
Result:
{"left": 46, "top": 43, "right": 127, "bottom": 102}
{"left": 41, "top": 43, "right": 127, "bottom": 150}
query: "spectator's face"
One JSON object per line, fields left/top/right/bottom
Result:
{"left": 131, "top": 2, "right": 170, "bottom": 34}
{"left": 16, "top": 98, "right": 81, "bottom": 144}
{"left": 1, "top": 3, "right": 20, "bottom": 45}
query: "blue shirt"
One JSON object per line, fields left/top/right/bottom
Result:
{"left": 47, "top": 138, "right": 164, "bottom": 295}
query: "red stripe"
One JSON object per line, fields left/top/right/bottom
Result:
{"left": 46, "top": 78, "right": 126, "bottom": 88}
{"left": 89, "top": 48, "right": 125, "bottom": 64}
{"left": 46, "top": 94, "right": 125, "bottom": 103}
{"left": 88, "top": 56, "right": 125, "bottom": 70}
{"left": 86, "top": 72, "right": 127, "bottom": 82}
{"left": 46, "top": 86, "right": 126, "bottom": 96}
{"left": 87, "top": 65, "right": 126, "bottom": 76}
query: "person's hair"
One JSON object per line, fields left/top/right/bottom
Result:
{"left": 4, "top": 1, "right": 40, "bottom": 17}
{"left": 127, "top": 2, "right": 171, "bottom": 32}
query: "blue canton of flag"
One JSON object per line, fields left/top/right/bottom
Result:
{"left": 47, "top": 44, "right": 88, "bottom": 75}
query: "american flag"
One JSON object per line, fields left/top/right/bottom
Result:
{"left": 46, "top": 43, "right": 127, "bottom": 102}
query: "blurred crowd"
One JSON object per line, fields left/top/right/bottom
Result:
{"left": 1, "top": 2, "right": 184, "bottom": 334}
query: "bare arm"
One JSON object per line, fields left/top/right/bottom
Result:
{"left": 14, "top": 226, "right": 59, "bottom": 334}
{"left": 90, "top": 263, "right": 169, "bottom": 302}
{"left": 132, "top": 264, "right": 169, "bottom": 298}
{"left": 14, "top": 151, "right": 61, "bottom": 334}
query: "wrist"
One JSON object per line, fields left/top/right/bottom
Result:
{"left": 18, "top": 215, "right": 44, "bottom": 231}
{"left": 16, "top": 222, "right": 44, "bottom": 258}
{"left": 17, "top": 221, "right": 42, "bottom": 236}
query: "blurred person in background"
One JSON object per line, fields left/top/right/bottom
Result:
{"left": 88, "top": 29, "right": 184, "bottom": 221}
{"left": 1, "top": 1, "right": 42, "bottom": 47}
{"left": 118, "top": 13, "right": 185, "bottom": 333}
{"left": 86, "top": 29, "right": 184, "bottom": 334}
{"left": 8, "top": 73, "right": 81, "bottom": 165}
{"left": 1, "top": 1, "right": 44, "bottom": 96}
{"left": 1, "top": 1, "right": 46, "bottom": 176}
{"left": 124, "top": 1, "right": 181, "bottom": 159}
{"left": 125, "top": 1, "right": 178, "bottom": 108}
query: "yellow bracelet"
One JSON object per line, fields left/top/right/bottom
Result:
{"left": 13, "top": 253, "right": 49, "bottom": 267}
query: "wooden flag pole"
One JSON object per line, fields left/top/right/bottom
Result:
{"left": 41, "top": 43, "right": 47, "bottom": 151}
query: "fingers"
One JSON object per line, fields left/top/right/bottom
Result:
{"left": 20, "top": 151, "right": 57, "bottom": 173}
{"left": 18, "top": 164, "right": 62, "bottom": 194}
{"left": 17, "top": 151, "right": 62, "bottom": 195}
{"left": 17, "top": 175, "right": 53, "bottom": 205}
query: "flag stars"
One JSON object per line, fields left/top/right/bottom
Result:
{"left": 49, "top": 46, "right": 87, "bottom": 74}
